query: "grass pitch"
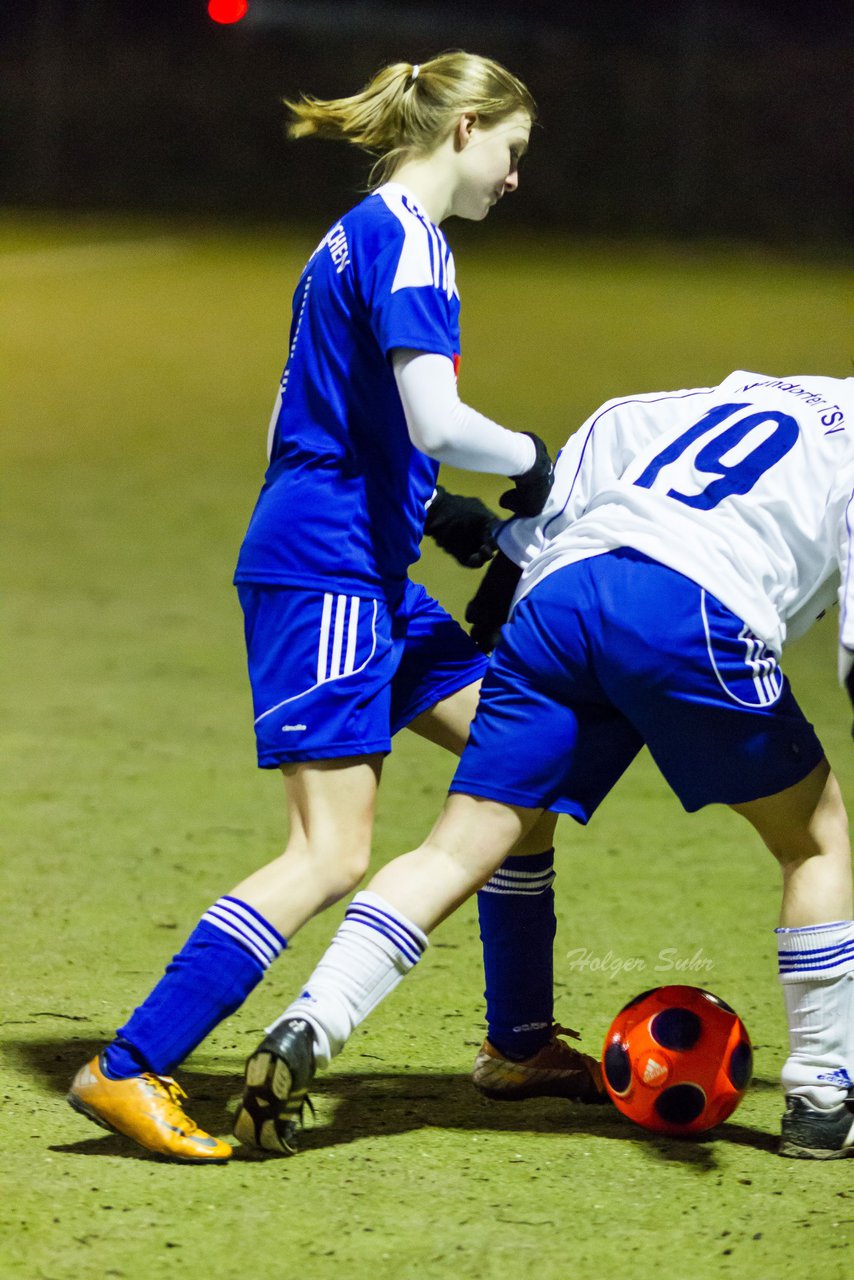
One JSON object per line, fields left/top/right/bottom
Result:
{"left": 2, "top": 211, "right": 852, "bottom": 1279}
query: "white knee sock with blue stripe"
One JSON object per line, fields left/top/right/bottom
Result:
{"left": 268, "top": 891, "right": 428, "bottom": 1068}
{"left": 777, "top": 920, "right": 854, "bottom": 1108}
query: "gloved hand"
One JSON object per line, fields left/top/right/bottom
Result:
{"left": 499, "top": 433, "right": 554, "bottom": 517}
{"left": 846, "top": 664, "right": 854, "bottom": 741}
{"left": 465, "top": 550, "right": 523, "bottom": 653}
{"left": 424, "top": 486, "right": 498, "bottom": 568}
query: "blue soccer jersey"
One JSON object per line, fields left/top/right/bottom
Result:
{"left": 234, "top": 183, "right": 461, "bottom": 595}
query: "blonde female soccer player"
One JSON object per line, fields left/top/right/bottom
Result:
{"left": 68, "top": 52, "right": 603, "bottom": 1164}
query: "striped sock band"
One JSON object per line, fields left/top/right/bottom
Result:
{"left": 201, "top": 895, "right": 286, "bottom": 970}
{"left": 342, "top": 890, "right": 428, "bottom": 967}
{"left": 776, "top": 920, "right": 854, "bottom": 983}
{"left": 106, "top": 897, "right": 285, "bottom": 1078}
{"left": 480, "top": 860, "right": 556, "bottom": 898}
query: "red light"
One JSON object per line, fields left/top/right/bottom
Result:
{"left": 208, "top": 0, "right": 248, "bottom": 24}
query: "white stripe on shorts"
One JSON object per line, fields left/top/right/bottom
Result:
{"left": 701, "top": 592, "right": 783, "bottom": 708}
{"left": 344, "top": 596, "right": 360, "bottom": 675}
{"left": 317, "top": 592, "right": 334, "bottom": 685}
{"left": 254, "top": 594, "right": 379, "bottom": 725}
{"left": 329, "top": 593, "right": 347, "bottom": 678}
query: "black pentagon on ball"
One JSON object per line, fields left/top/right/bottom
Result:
{"left": 654, "top": 1083, "right": 707, "bottom": 1126}
{"left": 727, "top": 1040, "right": 753, "bottom": 1090}
{"left": 618, "top": 987, "right": 659, "bottom": 1014}
{"left": 650, "top": 1007, "right": 702, "bottom": 1051}
{"left": 603, "top": 1042, "right": 632, "bottom": 1095}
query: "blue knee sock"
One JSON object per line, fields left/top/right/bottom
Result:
{"left": 103, "top": 896, "right": 286, "bottom": 1079}
{"left": 477, "top": 849, "right": 556, "bottom": 1060}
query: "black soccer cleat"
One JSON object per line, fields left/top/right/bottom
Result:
{"left": 233, "top": 1018, "right": 316, "bottom": 1155}
{"left": 779, "top": 1089, "right": 854, "bottom": 1159}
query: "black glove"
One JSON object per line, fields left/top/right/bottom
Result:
{"left": 846, "top": 662, "right": 854, "bottom": 741}
{"left": 499, "top": 432, "right": 554, "bottom": 517}
{"left": 465, "top": 550, "right": 523, "bottom": 653}
{"left": 424, "top": 486, "right": 498, "bottom": 568}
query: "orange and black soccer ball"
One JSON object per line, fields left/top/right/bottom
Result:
{"left": 602, "top": 985, "right": 752, "bottom": 1135}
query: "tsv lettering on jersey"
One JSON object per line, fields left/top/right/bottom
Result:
{"left": 324, "top": 222, "right": 351, "bottom": 274}
{"left": 736, "top": 378, "right": 847, "bottom": 430}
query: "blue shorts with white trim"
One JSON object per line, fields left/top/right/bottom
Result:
{"left": 450, "top": 548, "right": 824, "bottom": 819}
{"left": 237, "top": 579, "right": 487, "bottom": 767}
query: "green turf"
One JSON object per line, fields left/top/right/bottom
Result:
{"left": 2, "top": 212, "right": 852, "bottom": 1279}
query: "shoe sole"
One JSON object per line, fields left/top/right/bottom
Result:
{"left": 233, "top": 1048, "right": 302, "bottom": 1154}
{"left": 67, "top": 1091, "right": 231, "bottom": 1165}
{"left": 473, "top": 1079, "right": 608, "bottom": 1104}
{"left": 779, "top": 1137, "right": 854, "bottom": 1160}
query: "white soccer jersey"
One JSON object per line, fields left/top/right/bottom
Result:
{"left": 498, "top": 371, "right": 854, "bottom": 665}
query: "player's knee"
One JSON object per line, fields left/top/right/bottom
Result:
{"left": 335, "top": 844, "right": 372, "bottom": 894}
{"left": 312, "top": 839, "right": 372, "bottom": 901}
{"left": 767, "top": 821, "right": 849, "bottom": 869}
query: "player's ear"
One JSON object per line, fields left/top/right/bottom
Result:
{"left": 455, "top": 112, "right": 479, "bottom": 151}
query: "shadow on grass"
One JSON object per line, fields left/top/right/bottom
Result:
{"left": 6, "top": 1033, "right": 236, "bottom": 1164}
{"left": 8, "top": 1034, "right": 779, "bottom": 1167}
{"left": 269, "top": 1067, "right": 779, "bottom": 1168}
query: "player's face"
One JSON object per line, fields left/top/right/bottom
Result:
{"left": 452, "top": 111, "right": 531, "bottom": 221}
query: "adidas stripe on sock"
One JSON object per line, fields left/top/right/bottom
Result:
{"left": 777, "top": 920, "right": 854, "bottom": 1107}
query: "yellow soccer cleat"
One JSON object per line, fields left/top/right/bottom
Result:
{"left": 67, "top": 1055, "right": 232, "bottom": 1163}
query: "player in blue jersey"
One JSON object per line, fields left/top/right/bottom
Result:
{"left": 68, "top": 52, "right": 602, "bottom": 1164}
{"left": 237, "top": 371, "right": 854, "bottom": 1160}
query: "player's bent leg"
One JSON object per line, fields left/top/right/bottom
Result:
{"left": 68, "top": 757, "right": 382, "bottom": 1161}
{"left": 731, "top": 759, "right": 854, "bottom": 1159}
{"left": 68, "top": 1055, "right": 232, "bottom": 1163}
{"left": 371, "top": 792, "right": 542, "bottom": 929}
{"left": 471, "top": 804, "right": 605, "bottom": 1104}
{"left": 412, "top": 688, "right": 602, "bottom": 1098}
{"left": 230, "top": 755, "right": 384, "bottom": 938}
{"left": 234, "top": 792, "right": 539, "bottom": 1153}
{"left": 407, "top": 678, "right": 481, "bottom": 755}
{"left": 731, "top": 758, "right": 852, "bottom": 927}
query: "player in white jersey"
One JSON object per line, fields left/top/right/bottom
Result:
{"left": 67, "top": 53, "right": 602, "bottom": 1165}
{"left": 245, "top": 371, "right": 854, "bottom": 1160}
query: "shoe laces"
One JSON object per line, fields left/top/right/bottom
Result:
{"left": 142, "top": 1073, "right": 202, "bottom": 1132}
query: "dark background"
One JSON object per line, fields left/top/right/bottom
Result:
{"left": 2, "top": 0, "right": 851, "bottom": 245}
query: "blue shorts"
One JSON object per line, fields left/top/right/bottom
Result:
{"left": 237, "top": 579, "right": 488, "bottom": 767}
{"left": 451, "top": 549, "right": 824, "bottom": 820}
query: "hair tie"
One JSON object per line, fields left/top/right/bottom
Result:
{"left": 407, "top": 64, "right": 420, "bottom": 87}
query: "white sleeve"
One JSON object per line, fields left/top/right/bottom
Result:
{"left": 392, "top": 349, "right": 536, "bottom": 476}
{"left": 836, "top": 483, "right": 854, "bottom": 682}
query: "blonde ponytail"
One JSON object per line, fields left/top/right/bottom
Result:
{"left": 284, "top": 52, "right": 536, "bottom": 187}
